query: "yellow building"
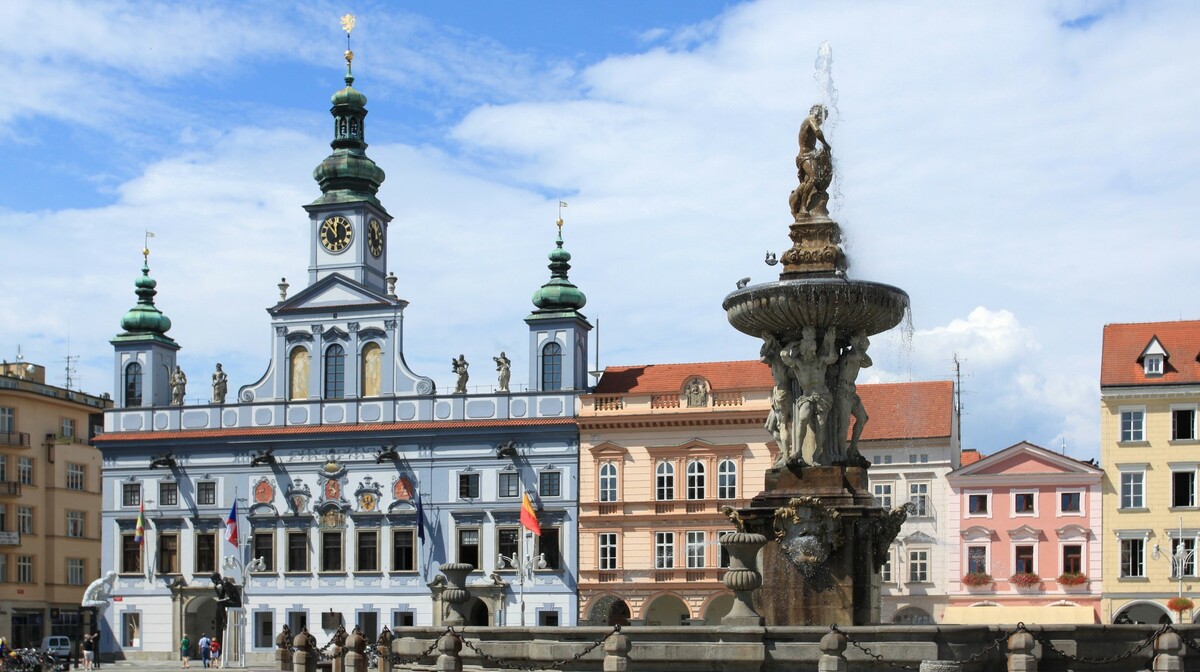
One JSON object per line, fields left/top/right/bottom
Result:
{"left": 1101, "top": 320, "right": 1200, "bottom": 623}
{"left": 0, "top": 360, "right": 109, "bottom": 647}
{"left": 576, "top": 360, "right": 955, "bottom": 625}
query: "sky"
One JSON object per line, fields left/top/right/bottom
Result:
{"left": 2, "top": 0, "right": 1199, "bottom": 463}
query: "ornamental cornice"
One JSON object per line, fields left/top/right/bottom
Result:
{"left": 576, "top": 413, "right": 768, "bottom": 431}
{"left": 1102, "top": 385, "right": 1200, "bottom": 401}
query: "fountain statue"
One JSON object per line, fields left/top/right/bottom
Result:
{"left": 720, "top": 93, "right": 910, "bottom": 626}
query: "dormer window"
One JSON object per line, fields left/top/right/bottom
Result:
{"left": 1140, "top": 336, "right": 1168, "bottom": 377}
{"left": 1145, "top": 355, "right": 1163, "bottom": 376}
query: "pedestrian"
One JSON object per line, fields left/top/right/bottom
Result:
{"left": 82, "top": 632, "right": 96, "bottom": 671}
{"left": 180, "top": 633, "right": 191, "bottom": 669}
{"left": 198, "top": 632, "right": 211, "bottom": 668}
{"left": 209, "top": 639, "right": 220, "bottom": 669}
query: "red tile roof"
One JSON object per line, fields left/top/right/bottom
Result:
{"left": 595, "top": 361, "right": 954, "bottom": 441}
{"left": 960, "top": 449, "right": 984, "bottom": 466}
{"left": 94, "top": 416, "right": 574, "bottom": 443}
{"left": 1101, "top": 320, "right": 1200, "bottom": 387}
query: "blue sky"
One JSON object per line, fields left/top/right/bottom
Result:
{"left": 3, "top": 0, "right": 1199, "bottom": 462}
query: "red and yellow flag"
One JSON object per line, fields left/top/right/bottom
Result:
{"left": 134, "top": 502, "right": 145, "bottom": 545}
{"left": 520, "top": 492, "right": 541, "bottom": 536}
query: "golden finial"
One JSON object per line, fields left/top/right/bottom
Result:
{"left": 340, "top": 14, "right": 356, "bottom": 66}
{"left": 143, "top": 230, "right": 156, "bottom": 263}
{"left": 557, "top": 200, "right": 568, "bottom": 232}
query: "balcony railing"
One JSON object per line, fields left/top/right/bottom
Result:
{"left": 0, "top": 432, "right": 30, "bottom": 448}
{"left": 0, "top": 481, "right": 22, "bottom": 497}
{"left": 655, "top": 502, "right": 675, "bottom": 514}
{"left": 594, "top": 396, "right": 625, "bottom": 411}
{"left": 650, "top": 395, "right": 680, "bottom": 409}
{"left": 598, "top": 503, "right": 619, "bottom": 515}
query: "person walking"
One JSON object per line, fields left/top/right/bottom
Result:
{"left": 82, "top": 632, "right": 96, "bottom": 671}
{"left": 209, "top": 639, "right": 221, "bottom": 669}
{"left": 198, "top": 633, "right": 211, "bottom": 668}
{"left": 180, "top": 634, "right": 191, "bottom": 669}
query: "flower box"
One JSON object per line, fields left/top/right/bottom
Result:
{"left": 962, "top": 572, "right": 993, "bottom": 588}
{"left": 1056, "top": 572, "right": 1088, "bottom": 589}
{"left": 1009, "top": 572, "right": 1042, "bottom": 589}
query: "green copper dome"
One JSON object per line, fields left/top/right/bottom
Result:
{"left": 118, "top": 262, "right": 174, "bottom": 337}
{"left": 310, "top": 56, "right": 386, "bottom": 208}
{"left": 531, "top": 230, "right": 587, "bottom": 312}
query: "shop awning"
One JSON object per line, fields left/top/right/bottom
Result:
{"left": 941, "top": 605, "right": 1097, "bottom": 625}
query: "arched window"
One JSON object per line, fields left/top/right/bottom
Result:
{"left": 124, "top": 362, "right": 143, "bottom": 407}
{"left": 717, "top": 460, "right": 737, "bottom": 500}
{"left": 360, "top": 342, "right": 382, "bottom": 397}
{"left": 541, "top": 342, "right": 563, "bottom": 391}
{"left": 656, "top": 462, "right": 675, "bottom": 501}
{"left": 324, "top": 344, "right": 346, "bottom": 399}
{"left": 289, "top": 347, "right": 310, "bottom": 400}
{"left": 599, "top": 463, "right": 618, "bottom": 502}
{"left": 686, "top": 461, "right": 706, "bottom": 500}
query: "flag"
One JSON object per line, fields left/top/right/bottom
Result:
{"left": 224, "top": 501, "right": 239, "bottom": 546}
{"left": 558, "top": 201, "right": 568, "bottom": 208}
{"left": 134, "top": 502, "right": 145, "bottom": 546}
{"left": 415, "top": 495, "right": 426, "bottom": 542}
{"left": 520, "top": 492, "right": 541, "bottom": 536}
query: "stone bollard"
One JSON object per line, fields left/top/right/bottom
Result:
{"left": 435, "top": 631, "right": 462, "bottom": 672}
{"left": 818, "top": 630, "right": 847, "bottom": 672}
{"left": 344, "top": 631, "right": 365, "bottom": 672}
{"left": 603, "top": 626, "right": 631, "bottom": 672}
{"left": 1007, "top": 631, "right": 1037, "bottom": 672}
{"left": 438, "top": 563, "right": 474, "bottom": 626}
{"left": 276, "top": 625, "right": 293, "bottom": 671}
{"left": 720, "top": 531, "right": 768, "bottom": 626}
{"left": 331, "top": 625, "right": 348, "bottom": 672}
{"left": 293, "top": 628, "right": 317, "bottom": 672}
{"left": 375, "top": 627, "right": 393, "bottom": 672}
{"left": 1153, "top": 630, "right": 1184, "bottom": 672}
{"left": 920, "top": 662, "right": 962, "bottom": 672}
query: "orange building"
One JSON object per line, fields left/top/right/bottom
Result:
{"left": 577, "top": 360, "right": 956, "bottom": 625}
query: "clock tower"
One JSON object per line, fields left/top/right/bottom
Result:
{"left": 304, "top": 48, "right": 390, "bottom": 293}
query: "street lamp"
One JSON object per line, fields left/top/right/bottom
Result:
{"left": 1170, "top": 516, "right": 1197, "bottom": 600}
{"left": 497, "top": 550, "right": 547, "bottom": 626}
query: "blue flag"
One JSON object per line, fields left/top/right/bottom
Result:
{"left": 415, "top": 494, "right": 426, "bottom": 542}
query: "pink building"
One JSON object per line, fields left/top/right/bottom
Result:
{"left": 944, "top": 441, "right": 1103, "bottom": 624}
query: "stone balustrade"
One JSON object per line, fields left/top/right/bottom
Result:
{"left": 581, "top": 389, "right": 769, "bottom": 415}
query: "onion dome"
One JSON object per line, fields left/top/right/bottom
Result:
{"left": 531, "top": 219, "right": 587, "bottom": 312}
{"left": 310, "top": 49, "right": 387, "bottom": 208}
{"left": 114, "top": 257, "right": 177, "bottom": 346}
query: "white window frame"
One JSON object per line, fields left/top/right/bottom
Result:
{"left": 880, "top": 547, "right": 894, "bottom": 584}
{"left": 1118, "top": 534, "right": 1147, "bottom": 578}
{"left": 1118, "top": 465, "right": 1148, "bottom": 510}
{"left": 1172, "top": 404, "right": 1198, "bottom": 442}
{"left": 908, "top": 481, "right": 930, "bottom": 517}
{"left": 654, "top": 531, "right": 675, "bottom": 569}
{"left": 685, "top": 531, "right": 706, "bottom": 568}
{"left": 1170, "top": 463, "right": 1199, "bottom": 509}
{"left": 598, "top": 462, "right": 619, "bottom": 502}
{"left": 717, "top": 530, "right": 732, "bottom": 568}
{"left": 964, "top": 490, "right": 991, "bottom": 518}
{"left": 716, "top": 459, "right": 737, "bottom": 500}
{"left": 1011, "top": 543, "right": 1038, "bottom": 575}
{"left": 1120, "top": 407, "right": 1146, "bottom": 443}
{"left": 67, "top": 558, "right": 85, "bottom": 585}
{"left": 17, "top": 457, "right": 33, "bottom": 486}
{"left": 1013, "top": 491, "right": 1037, "bottom": 516}
{"left": 17, "top": 505, "right": 32, "bottom": 535}
{"left": 1056, "top": 488, "right": 1085, "bottom": 516}
{"left": 66, "top": 510, "right": 85, "bottom": 538}
{"left": 598, "top": 533, "right": 618, "bottom": 571}
{"left": 686, "top": 461, "right": 706, "bottom": 501}
{"left": 1144, "top": 354, "right": 1164, "bottom": 376}
{"left": 0, "top": 407, "right": 13, "bottom": 433}
{"left": 908, "top": 548, "right": 930, "bottom": 583}
{"left": 655, "top": 462, "right": 675, "bottom": 501}
{"left": 965, "top": 544, "right": 989, "bottom": 575}
{"left": 873, "top": 482, "right": 894, "bottom": 509}
{"left": 1169, "top": 534, "right": 1200, "bottom": 578}
{"left": 1059, "top": 542, "right": 1085, "bottom": 576}
{"left": 66, "top": 463, "right": 85, "bottom": 491}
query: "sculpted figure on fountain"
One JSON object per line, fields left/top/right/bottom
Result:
{"left": 789, "top": 103, "right": 833, "bottom": 219}
{"left": 834, "top": 333, "right": 871, "bottom": 463}
{"left": 760, "top": 333, "right": 793, "bottom": 455}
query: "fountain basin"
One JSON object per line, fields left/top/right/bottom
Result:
{"left": 723, "top": 277, "right": 908, "bottom": 341}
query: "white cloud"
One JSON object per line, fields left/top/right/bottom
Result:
{"left": 913, "top": 307, "right": 1038, "bottom": 370}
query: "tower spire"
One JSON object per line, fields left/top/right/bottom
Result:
{"left": 531, "top": 203, "right": 586, "bottom": 314}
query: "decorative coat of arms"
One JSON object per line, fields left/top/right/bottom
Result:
{"left": 392, "top": 475, "right": 413, "bottom": 502}
{"left": 771, "top": 496, "right": 843, "bottom": 578}
{"left": 285, "top": 481, "right": 312, "bottom": 515}
{"left": 253, "top": 478, "right": 275, "bottom": 504}
{"left": 355, "top": 476, "right": 383, "bottom": 513}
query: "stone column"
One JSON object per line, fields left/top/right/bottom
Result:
{"left": 1007, "top": 631, "right": 1037, "bottom": 672}
{"left": 438, "top": 563, "right": 474, "bottom": 626}
{"left": 603, "top": 627, "right": 631, "bottom": 672}
{"left": 435, "top": 632, "right": 462, "bottom": 672}
{"left": 817, "top": 630, "right": 847, "bottom": 672}
{"left": 276, "top": 629, "right": 293, "bottom": 671}
{"left": 1153, "top": 630, "right": 1184, "bottom": 672}
{"left": 720, "top": 532, "right": 768, "bottom": 626}
{"left": 344, "top": 632, "right": 365, "bottom": 672}
{"left": 293, "top": 630, "right": 316, "bottom": 672}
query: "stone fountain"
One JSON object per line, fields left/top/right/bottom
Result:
{"left": 720, "top": 103, "right": 910, "bottom": 626}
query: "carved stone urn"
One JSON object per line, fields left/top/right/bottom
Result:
{"left": 436, "top": 563, "right": 474, "bottom": 626}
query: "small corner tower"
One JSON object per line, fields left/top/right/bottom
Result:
{"left": 304, "top": 16, "right": 391, "bottom": 294}
{"left": 525, "top": 213, "right": 591, "bottom": 391}
{"left": 110, "top": 248, "right": 179, "bottom": 408}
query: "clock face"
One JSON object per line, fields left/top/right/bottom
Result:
{"left": 320, "top": 216, "right": 353, "bottom": 253}
{"left": 367, "top": 219, "right": 384, "bottom": 258}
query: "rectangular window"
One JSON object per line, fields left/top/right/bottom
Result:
{"left": 655, "top": 532, "right": 675, "bottom": 569}
{"left": 61, "top": 417, "right": 75, "bottom": 438}
{"left": 0, "top": 554, "right": 7, "bottom": 582}
{"left": 121, "top": 534, "right": 142, "bottom": 574}
{"left": 197, "top": 481, "right": 216, "bottom": 506}
{"left": 718, "top": 530, "right": 732, "bottom": 568}
{"left": 356, "top": 530, "right": 378, "bottom": 572}
{"left": 458, "top": 473, "right": 479, "bottom": 500}
{"left": 539, "top": 527, "right": 561, "bottom": 570}
{"left": 17, "top": 506, "right": 32, "bottom": 535}
{"left": 196, "top": 532, "right": 217, "bottom": 573}
{"left": 159, "top": 481, "right": 178, "bottom": 506}
{"left": 539, "top": 471, "right": 561, "bottom": 498}
{"left": 122, "top": 483, "right": 141, "bottom": 507}
{"left": 538, "top": 611, "right": 560, "bottom": 626}
{"left": 67, "top": 558, "right": 85, "bottom": 586}
{"left": 1172, "top": 538, "right": 1197, "bottom": 577}
{"left": 391, "top": 529, "right": 415, "bottom": 572}
{"left": 0, "top": 407, "right": 12, "bottom": 433}
{"left": 0, "top": 504, "right": 6, "bottom": 532}
{"left": 357, "top": 611, "right": 378, "bottom": 646}
{"left": 598, "top": 533, "right": 617, "bottom": 570}
{"left": 1121, "top": 409, "right": 1145, "bottom": 442}
{"left": 1172, "top": 470, "right": 1197, "bottom": 508}
{"left": 1014, "top": 545, "right": 1035, "bottom": 574}
{"left": 158, "top": 533, "right": 179, "bottom": 574}
{"left": 908, "top": 549, "right": 929, "bottom": 583}
{"left": 66, "top": 510, "right": 85, "bottom": 538}
{"left": 498, "top": 472, "right": 519, "bottom": 498}
{"left": 253, "top": 531, "right": 274, "bottom": 572}
{"left": 497, "top": 527, "right": 519, "bottom": 565}
{"left": 18, "top": 457, "right": 33, "bottom": 485}
{"left": 967, "top": 494, "right": 989, "bottom": 515}
{"left": 286, "top": 531, "right": 308, "bottom": 572}
{"left": 909, "top": 482, "right": 929, "bottom": 517}
{"left": 873, "top": 483, "right": 893, "bottom": 509}
{"left": 1014, "top": 492, "right": 1036, "bottom": 514}
{"left": 967, "top": 546, "right": 988, "bottom": 574}
{"left": 1175, "top": 408, "right": 1197, "bottom": 441}
{"left": 287, "top": 611, "right": 307, "bottom": 635}
{"left": 656, "top": 464, "right": 674, "bottom": 501}
{"left": 16, "top": 555, "right": 33, "bottom": 583}
{"left": 0, "top": 456, "right": 7, "bottom": 483}
{"left": 320, "top": 531, "right": 343, "bottom": 572}
{"left": 686, "top": 531, "right": 706, "bottom": 568}
{"left": 880, "top": 549, "right": 893, "bottom": 583}
{"left": 1060, "top": 491, "right": 1082, "bottom": 513}
{"left": 122, "top": 612, "right": 141, "bottom": 648}
{"left": 392, "top": 612, "right": 414, "bottom": 628}
{"left": 457, "top": 529, "right": 480, "bottom": 568}
{"left": 1120, "top": 538, "right": 1145, "bottom": 578}
{"left": 66, "top": 464, "right": 86, "bottom": 491}
{"left": 1062, "top": 544, "right": 1082, "bottom": 574}
{"left": 1121, "top": 472, "right": 1145, "bottom": 509}
{"left": 254, "top": 612, "right": 274, "bottom": 649}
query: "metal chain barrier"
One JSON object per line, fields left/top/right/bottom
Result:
{"left": 1166, "top": 622, "right": 1200, "bottom": 654}
{"left": 829, "top": 624, "right": 917, "bottom": 671}
{"left": 956, "top": 626, "right": 1017, "bottom": 665}
{"left": 454, "top": 624, "right": 619, "bottom": 672}
{"left": 1016, "top": 621, "right": 1166, "bottom": 666}
{"left": 382, "top": 627, "right": 452, "bottom": 667}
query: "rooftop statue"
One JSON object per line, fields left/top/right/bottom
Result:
{"left": 170, "top": 365, "right": 187, "bottom": 406}
{"left": 452, "top": 355, "right": 469, "bottom": 394}
{"left": 211, "top": 363, "right": 228, "bottom": 404}
{"left": 493, "top": 352, "right": 511, "bottom": 393}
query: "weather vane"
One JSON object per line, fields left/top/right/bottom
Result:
{"left": 557, "top": 200, "right": 568, "bottom": 231}
{"left": 143, "top": 230, "right": 156, "bottom": 262}
{"left": 341, "top": 13, "right": 356, "bottom": 67}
